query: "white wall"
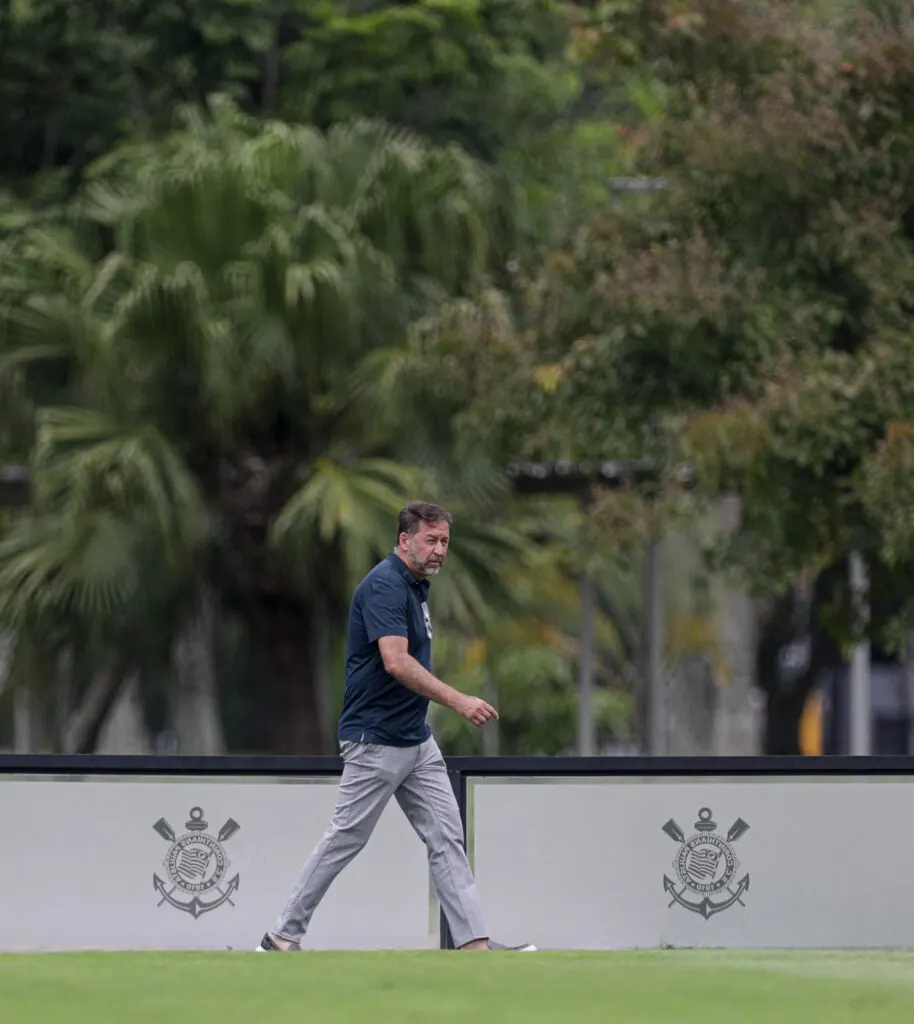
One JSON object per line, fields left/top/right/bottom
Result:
{"left": 0, "top": 774, "right": 434, "bottom": 952}
{"left": 3, "top": 769, "right": 912, "bottom": 952}
{"left": 470, "top": 774, "right": 914, "bottom": 949}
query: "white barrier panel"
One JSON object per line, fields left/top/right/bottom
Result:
{"left": 470, "top": 775, "right": 914, "bottom": 950}
{"left": 0, "top": 775, "right": 434, "bottom": 952}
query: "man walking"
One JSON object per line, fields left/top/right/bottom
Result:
{"left": 257, "top": 502, "right": 535, "bottom": 952}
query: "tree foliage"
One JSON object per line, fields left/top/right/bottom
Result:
{"left": 0, "top": 97, "right": 558, "bottom": 751}
{"left": 0, "top": 0, "right": 572, "bottom": 195}
{"left": 403, "top": 0, "right": 914, "bottom": 751}
{"left": 7, "top": 0, "right": 914, "bottom": 756}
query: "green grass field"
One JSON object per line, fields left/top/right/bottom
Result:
{"left": 2, "top": 950, "right": 914, "bottom": 1023}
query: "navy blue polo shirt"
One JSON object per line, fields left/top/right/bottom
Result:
{"left": 337, "top": 552, "right": 434, "bottom": 747}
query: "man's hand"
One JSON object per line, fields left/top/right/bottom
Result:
{"left": 455, "top": 694, "right": 499, "bottom": 727}
{"left": 378, "top": 636, "right": 499, "bottom": 726}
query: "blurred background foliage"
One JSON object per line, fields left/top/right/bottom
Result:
{"left": 3, "top": 1, "right": 914, "bottom": 758}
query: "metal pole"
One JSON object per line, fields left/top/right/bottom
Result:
{"left": 482, "top": 666, "right": 500, "bottom": 756}
{"left": 906, "top": 632, "right": 914, "bottom": 756}
{"left": 312, "top": 591, "right": 334, "bottom": 754}
{"left": 848, "top": 550, "right": 871, "bottom": 755}
{"left": 645, "top": 537, "right": 665, "bottom": 755}
{"left": 577, "top": 568, "right": 597, "bottom": 756}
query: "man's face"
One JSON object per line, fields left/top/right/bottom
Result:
{"left": 401, "top": 520, "right": 450, "bottom": 578}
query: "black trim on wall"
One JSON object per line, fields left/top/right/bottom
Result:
{"left": 2, "top": 753, "right": 914, "bottom": 776}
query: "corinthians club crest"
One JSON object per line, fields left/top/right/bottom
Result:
{"left": 661, "top": 807, "right": 750, "bottom": 920}
{"left": 152, "top": 807, "right": 241, "bottom": 919}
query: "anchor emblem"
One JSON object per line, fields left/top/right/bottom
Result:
{"left": 152, "top": 807, "right": 241, "bottom": 919}
{"left": 661, "top": 807, "right": 750, "bottom": 919}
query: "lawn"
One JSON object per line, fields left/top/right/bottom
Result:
{"left": 2, "top": 949, "right": 914, "bottom": 1024}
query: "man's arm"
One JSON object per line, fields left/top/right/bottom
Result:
{"left": 378, "top": 636, "right": 498, "bottom": 727}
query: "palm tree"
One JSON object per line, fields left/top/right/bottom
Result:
{"left": 0, "top": 95, "right": 526, "bottom": 753}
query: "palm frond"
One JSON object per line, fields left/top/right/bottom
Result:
{"left": 1, "top": 96, "right": 512, "bottom": 692}
{"left": 270, "top": 458, "right": 429, "bottom": 593}
{"left": 0, "top": 512, "right": 144, "bottom": 630}
{"left": 428, "top": 517, "right": 534, "bottom": 631}
{"left": 31, "top": 407, "right": 210, "bottom": 566}
{"left": 0, "top": 337, "right": 71, "bottom": 371}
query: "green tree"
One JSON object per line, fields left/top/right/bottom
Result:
{"left": 0, "top": 0, "right": 278, "bottom": 190}
{"left": 405, "top": 0, "right": 914, "bottom": 753}
{"left": 537, "top": 0, "right": 914, "bottom": 751}
{"left": 0, "top": 96, "right": 538, "bottom": 753}
{"left": 279, "top": 0, "right": 571, "bottom": 161}
{"left": 0, "top": 0, "right": 575, "bottom": 203}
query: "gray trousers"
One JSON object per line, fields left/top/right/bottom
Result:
{"left": 272, "top": 736, "right": 488, "bottom": 948}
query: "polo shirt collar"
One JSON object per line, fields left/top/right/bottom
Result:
{"left": 387, "top": 551, "right": 430, "bottom": 592}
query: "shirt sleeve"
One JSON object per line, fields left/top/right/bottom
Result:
{"left": 363, "top": 574, "right": 409, "bottom": 643}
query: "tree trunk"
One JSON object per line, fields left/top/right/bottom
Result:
{"left": 265, "top": 596, "right": 322, "bottom": 754}
{"left": 643, "top": 536, "right": 665, "bottom": 756}
{"left": 763, "top": 685, "right": 812, "bottom": 755}
{"left": 710, "top": 496, "right": 763, "bottom": 755}
{"left": 312, "top": 591, "right": 335, "bottom": 755}
{"left": 7, "top": 634, "right": 53, "bottom": 753}
{"left": 53, "top": 647, "right": 74, "bottom": 748}
{"left": 664, "top": 655, "right": 716, "bottom": 756}
{"left": 95, "top": 673, "right": 152, "bottom": 754}
{"left": 576, "top": 568, "right": 596, "bottom": 756}
{"left": 61, "top": 661, "right": 127, "bottom": 753}
{"left": 756, "top": 564, "right": 841, "bottom": 756}
{"left": 171, "top": 590, "right": 226, "bottom": 755}
{"left": 0, "top": 632, "right": 10, "bottom": 696}
{"left": 0, "top": 631, "right": 11, "bottom": 749}
{"left": 482, "top": 666, "right": 500, "bottom": 756}
{"left": 14, "top": 688, "right": 52, "bottom": 753}
{"left": 261, "top": 14, "right": 283, "bottom": 116}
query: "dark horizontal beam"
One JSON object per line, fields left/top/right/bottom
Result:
{"left": 0, "top": 753, "right": 912, "bottom": 777}
{"left": 3, "top": 458, "right": 698, "bottom": 507}
{"left": 506, "top": 459, "right": 695, "bottom": 496}
{"left": 0, "top": 465, "right": 29, "bottom": 508}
